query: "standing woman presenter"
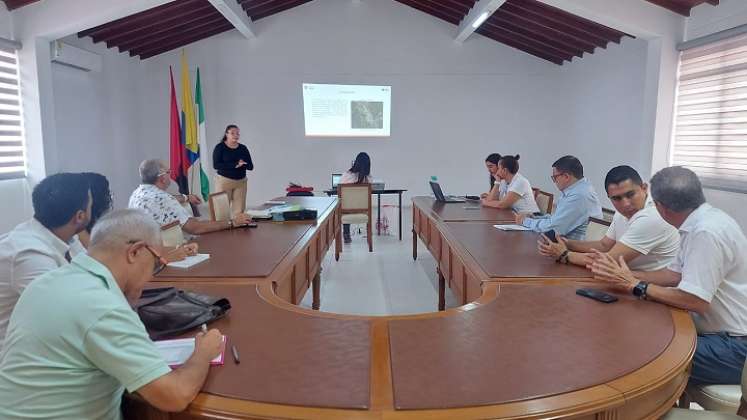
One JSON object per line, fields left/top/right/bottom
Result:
{"left": 212, "top": 124, "right": 253, "bottom": 215}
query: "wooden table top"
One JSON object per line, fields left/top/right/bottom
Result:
{"left": 157, "top": 196, "right": 336, "bottom": 280}
{"left": 389, "top": 283, "right": 674, "bottom": 409}
{"left": 127, "top": 195, "right": 696, "bottom": 419}
{"left": 443, "top": 221, "right": 592, "bottom": 279}
{"left": 155, "top": 283, "right": 372, "bottom": 409}
{"left": 412, "top": 196, "right": 515, "bottom": 222}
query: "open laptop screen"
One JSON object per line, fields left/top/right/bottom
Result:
{"left": 331, "top": 173, "right": 342, "bottom": 189}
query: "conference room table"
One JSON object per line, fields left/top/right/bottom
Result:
{"left": 324, "top": 188, "right": 407, "bottom": 240}
{"left": 124, "top": 196, "right": 696, "bottom": 420}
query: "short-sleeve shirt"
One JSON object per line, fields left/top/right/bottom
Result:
{"left": 340, "top": 171, "right": 373, "bottom": 184}
{"left": 0, "top": 254, "right": 171, "bottom": 419}
{"left": 668, "top": 203, "right": 747, "bottom": 335}
{"left": 0, "top": 218, "right": 70, "bottom": 350}
{"left": 128, "top": 184, "right": 191, "bottom": 226}
{"left": 499, "top": 173, "right": 540, "bottom": 214}
{"left": 605, "top": 195, "right": 680, "bottom": 271}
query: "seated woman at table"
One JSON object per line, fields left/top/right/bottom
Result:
{"left": 481, "top": 155, "right": 540, "bottom": 214}
{"left": 340, "top": 152, "right": 372, "bottom": 243}
{"left": 480, "top": 153, "right": 502, "bottom": 201}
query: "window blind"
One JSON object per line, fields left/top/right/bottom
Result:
{"left": 0, "top": 43, "right": 25, "bottom": 180}
{"left": 672, "top": 32, "right": 747, "bottom": 193}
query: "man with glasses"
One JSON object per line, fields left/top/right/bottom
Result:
{"left": 129, "top": 159, "right": 251, "bottom": 234}
{"left": 537, "top": 165, "right": 679, "bottom": 271}
{"left": 515, "top": 155, "right": 602, "bottom": 240}
{"left": 0, "top": 209, "right": 224, "bottom": 419}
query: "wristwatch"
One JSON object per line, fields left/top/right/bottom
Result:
{"left": 632, "top": 281, "right": 649, "bottom": 299}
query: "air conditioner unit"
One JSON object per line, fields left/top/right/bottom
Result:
{"left": 50, "top": 41, "right": 102, "bottom": 72}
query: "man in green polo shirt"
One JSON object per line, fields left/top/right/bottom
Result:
{"left": 0, "top": 209, "right": 223, "bottom": 419}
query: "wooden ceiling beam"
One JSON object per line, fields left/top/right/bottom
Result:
{"left": 483, "top": 14, "right": 583, "bottom": 58}
{"left": 2, "top": 0, "right": 41, "bottom": 10}
{"left": 129, "top": 16, "right": 229, "bottom": 56}
{"left": 491, "top": 8, "right": 596, "bottom": 53}
{"left": 508, "top": 0, "right": 625, "bottom": 43}
{"left": 120, "top": 15, "right": 227, "bottom": 53}
{"left": 102, "top": 5, "right": 216, "bottom": 47}
{"left": 244, "top": 0, "right": 312, "bottom": 21}
{"left": 478, "top": 25, "right": 574, "bottom": 61}
{"left": 395, "top": 0, "right": 463, "bottom": 25}
{"left": 79, "top": 0, "right": 203, "bottom": 39}
{"left": 137, "top": 22, "right": 234, "bottom": 59}
{"left": 500, "top": 2, "right": 609, "bottom": 48}
{"left": 476, "top": 27, "right": 564, "bottom": 64}
{"left": 644, "top": 0, "right": 691, "bottom": 16}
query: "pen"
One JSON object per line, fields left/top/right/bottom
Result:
{"left": 201, "top": 323, "right": 207, "bottom": 334}
{"left": 231, "top": 345, "right": 240, "bottom": 364}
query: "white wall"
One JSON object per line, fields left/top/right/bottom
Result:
{"left": 131, "top": 0, "right": 563, "bottom": 205}
{"left": 51, "top": 36, "right": 146, "bottom": 211}
{"left": 685, "top": 0, "right": 747, "bottom": 41}
{"left": 549, "top": 37, "right": 649, "bottom": 208}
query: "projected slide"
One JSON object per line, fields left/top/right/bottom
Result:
{"left": 303, "top": 83, "right": 391, "bottom": 137}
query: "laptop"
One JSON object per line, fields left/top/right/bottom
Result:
{"left": 331, "top": 173, "right": 342, "bottom": 189}
{"left": 430, "top": 181, "right": 465, "bottom": 203}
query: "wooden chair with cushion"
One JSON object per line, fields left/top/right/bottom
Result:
{"left": 535, "top": 190, "right": 554, "bottom": 215}
{"left": 160, "top": 220, "right": 184, "bottom": 248}
{"left": 336, "top": 183, "right": 373, "bottom": 256}
{"left": 585, "top": 216, "right": 611, "bottom": 241}
{"left": 662, "top": 357, "right": 747, "bottom": 419}
{"left": 601, "top": 207, "right": 615, "bottom": 222}
{"left": 209, "top": 192, "right": 231, "bottom": 222}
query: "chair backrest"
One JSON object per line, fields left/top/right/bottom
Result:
{"left": 531, "top": 187, "right": 539, "bottom": 199}
{"left": 535, "top": 190, "right": 554, "bottom": 215}
{"left": 209, "top": 192, "right": 231, "bottom": 221}
{"left": 337, "top": 183, "right": 372, "bottom": 214}
{"left": 585, "top": 216, "right": 612, "bottom": 241}
{"left": 601, "top": 207, "right": 615, "bottom": 222}
{"left": 160, "top": 220, "right": 184, "bottom": 247}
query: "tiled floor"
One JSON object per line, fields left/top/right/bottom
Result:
{"left": 300, "top": 208, "right": 458, "bottom": 315}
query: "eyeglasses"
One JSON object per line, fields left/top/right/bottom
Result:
{"left": 128, "top": 240, "right": 168, "bottom": 275}
{"left": 144, "top": 245, "right": 168, "bottom": 275}
{"left": 550, "top": 172, "right": 566, "bottom": 183}
{"left": 157, "top": 169, "right": 172, "bottom": 177}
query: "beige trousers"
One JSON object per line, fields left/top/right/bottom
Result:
{"left": 215, "top": 175, "right": 247, "bottom": 216}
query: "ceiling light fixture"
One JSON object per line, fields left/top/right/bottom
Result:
{"left": 471, "top": 11, "right": 490, "bottom": 29}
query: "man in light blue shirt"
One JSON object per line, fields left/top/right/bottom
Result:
{"left": 0, "top": 209, "right": 223, "bottom": 419}
{"left": 515, "top": 155, "right": 602, "bottom": 240}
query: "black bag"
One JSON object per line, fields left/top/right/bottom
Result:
{"left": 135, "top": 287, "right": 231, "bottom": 340}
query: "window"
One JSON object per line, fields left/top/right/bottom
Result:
{"left": 671, "top": 32, "right": 747, "bottom": 193}
{"left": 0, "top": 43, "right": 25, "bottom": 180}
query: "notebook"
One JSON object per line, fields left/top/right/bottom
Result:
{"left": 493, "top": 224, "right": 532, "bottom": 231}
{"left": 155, "top": 335, "right": 226, "bottom": 368}
{"left": 166, "top": 253, "right": 210, "bottom": 269}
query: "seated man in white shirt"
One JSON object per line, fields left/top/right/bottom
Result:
{"left": 129, "top": 159, "right": 251, "bottom": 234}
{"left": 591, "top": 166, "right": 747, "bottom": 386}
{"left": 538, "top": 165, "right": 679, "bottom": 271}
{"left": 0, "top": 172, "right": 92, "bottom": 350}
